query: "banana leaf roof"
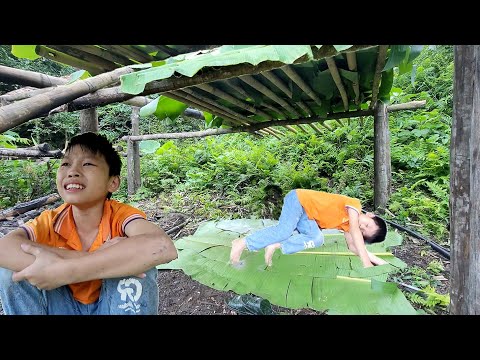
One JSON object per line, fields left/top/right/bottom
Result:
{"left": 13, "top": 45, "right": 422, "bottom": 135}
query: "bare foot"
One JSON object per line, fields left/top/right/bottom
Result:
{"left": 264, "top": 243, "right": 281, "bottom": 266}
{"left": 230, "top": 238, "right": 247, "bottom": 265}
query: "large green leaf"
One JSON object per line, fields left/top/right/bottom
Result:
{"left": 11, "top": 45, "right": 40, "bottom": 60}
{"left": 378, "top": 69, "right": 394, "bottom": 102}
{"left": 66, "top": 70, "right": 91, "bottom": 84}
{"left": 333, "top": 45, "right": 353, "bottom": 52}
{"left": 139, "top": 96, "right": 188, "bottom": 120}
{"left": 120, "top": 45, "right": 314, "bottom": 95}
{"left": 139, "top": 140, "right": 160, "bottom": 154}
{"left": 158, "top": 219, "right": 416, "bottom": 315}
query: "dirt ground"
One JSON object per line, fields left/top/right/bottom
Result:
{"left": 0, "top": 200, "right": 450, "bottom": 315}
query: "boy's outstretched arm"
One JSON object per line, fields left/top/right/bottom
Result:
{"left": 344, "top": 208, "right": 373, "bottom": 268}
{"left": 12, "top": 219, "right": 177, "bottom": 289}
{"left": 0, "top": 229, "right": 37, "bottom": 272}
{"left": 0, "top": 229, "right": 89, "bottom": 272}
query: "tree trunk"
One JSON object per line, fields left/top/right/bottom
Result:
{"left": 373, "top": 101, "right": 391, "bottom": 214}
{"left": 127, "top": 107, "right": 141, "bottom": 195}
{"left": 79, "top": 108, "right": 98, "bottom": 133}
{"left": 450, "top": 45, "right": 480, "bottom": 314}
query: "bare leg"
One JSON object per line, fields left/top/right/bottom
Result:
{"left": 264, "top": 243, "right": 281, "bottom": 266}
{"left": 230, "top": 238, "right": 247, "bottom": 265}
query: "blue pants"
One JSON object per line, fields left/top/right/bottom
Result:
{"left": 0, "top": 267, "right": 159, "bottom": 315}
{"left": 246, "top": 190, "right": 324, "bottom": 254}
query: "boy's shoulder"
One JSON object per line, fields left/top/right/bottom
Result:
{"left": 36, "top": 202, "right": 70, "bottom": 223}
{"left": 107, "top": 199, "right": 146, "bottom": 219}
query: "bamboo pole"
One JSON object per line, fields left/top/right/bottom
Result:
{"left": 48, "top": 45, "right": 119, "bottom": 72}
{"left": 369, "top": 45, "right": 389, "bottom": 110}
{"left": 69, "top": 45, "right": 133, "bottom": 66}
{"left": 195, "top": 83, "right": 273, "bottom": 119}
{"left": 239, "top": 75, "right": 301, "bottom": 117}
{"left": 346, "top": 52, "right": 360, "bottom": 105}
{"left": 325, "top": 57, "right": 350, "bottom": 111}
{"left": 0, "top": 64, "right": 65, "bottom": 88}
{"left": 296, "top": 251, "right": 393, "bottom": 256}
{"left": 0, "top": 66, "right": 134, "bottom": 133}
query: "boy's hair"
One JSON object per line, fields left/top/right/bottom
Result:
{"left": 65, "top": 132, "right": 121, "bottom": 199}
{"left": 363, "top": 216, "right": 387, "bottom": 244}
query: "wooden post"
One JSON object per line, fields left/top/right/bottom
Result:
{"left": 373, "top": 100, "right": 391, "bottom": 214}
{"left": 79, "top": 108, "right": 98, "bottom": 133}
{"left": 127, "top": 106, "right": 141, "bottom": 195}
{"left": 450, "top": 45, "right": 480, "bottom": 314}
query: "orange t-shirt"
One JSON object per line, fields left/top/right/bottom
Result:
{"left": 295, "top": 189, "right": 362, "bottom": 232}
{"left": 20, "top": 199, "right": 146, "bottom": 304}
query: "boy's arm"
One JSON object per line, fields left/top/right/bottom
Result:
{"left": 366, "top": 250, "right": 388, "bottom": 266}
{"left": 344, "top": 208, "right": 373, "bottom": 268}
{"left": 12, "top": 218, "right": 178, "bottom": 289}
{"left": 0, "top": 229, "right": 36, "bottom": 272}
{"left": 0, "top": 229, "right": 88, "bottom": 272}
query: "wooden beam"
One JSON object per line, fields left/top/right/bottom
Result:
{"left": 369, "top": 45, "right": 389, "bottom": 110}
{"left": 0, "top": 64, "right": 64, "bottom": 87}
{"left": 153, "top": 45, "right": 180, "bottom": 57}
{"left": 195, "top": 83, "right": 273, "bottom": 119}
{"left": 0, "top": 147, "right": 62, "bottom": 158}
{"left": 240, "top": 75, "right": 301, "bottom": 118}
{"left": 346, "top": 52, "right": 360, "bottom": 104}
{"left": 281, "top": 65, "right": 323, "bottom": 107}
{"left": 0, "top": 66, "right": 133, "bottom": 133}
{"left": 450, "top": 45, "right": 480, "bottom": 314}
{"left": 326, "top": 57, "right": 349, "bottom": 111}
{"left": 36, "top": 46, "right": 105, "bottom": 76}
{"left": 387, "top": 100, "right": 426, "bottom": 111}
{"left": 48, "top": 45, "right": 120, "bottom": 72}
{"left": 69, "top": 45, "right": 134, "bottom": 66}
{"left": 261, "top": 71, "right": 319, "bottom": 133}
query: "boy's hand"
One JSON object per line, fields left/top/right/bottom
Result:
{"left": 12, "top": 243, "right": 68, "bottom": 290}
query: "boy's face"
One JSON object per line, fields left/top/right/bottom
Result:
{"left": 56, "top": 145, "right": 119, "bottom": 207}
{"left": 358, "top": 212, "right": 378, "bottom": 240}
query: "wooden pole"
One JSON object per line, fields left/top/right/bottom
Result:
{"left": 127, "top": 107, "right": 141, "bottom": 195}
{"left": 79, "top": 108, "right": 99, "bottom": 133}
{"left": 450, "top": 45, "right": 480, "bottom": 314}
{"left": 373, "top": 101, "right": 391, "bottom": 214}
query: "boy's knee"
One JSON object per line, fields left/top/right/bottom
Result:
{"left": 314, "top": 233, "right": 324, "bottom": 247}
{"left": 0, "top": 267, "right": 14, "bottom": 286}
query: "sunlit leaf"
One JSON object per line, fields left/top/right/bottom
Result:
{"left": 121, "top": 45, "right": 314, "bottom": 95}
{"left": 333, "top": 45, "right": 353, "bottom": 51}
{"left": 66, "top": 70, "right": 91, "bottom": 84}
{"left": 11, "top": 45, "right": 40, "bottom": 60}
{"left": 139, "top": 140, "right": 160, "bottom": 154}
